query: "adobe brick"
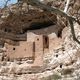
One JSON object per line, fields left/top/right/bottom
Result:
{"left": 34, "top": 35, "right": 44, "bottom": 52}
{"left": 5, "top": 41, "right": 34, "bottom": 60}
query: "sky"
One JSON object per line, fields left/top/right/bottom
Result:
{"left": 0, "top": 0, "right": 17, "bottom": 8}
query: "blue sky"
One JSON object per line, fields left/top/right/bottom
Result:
{"left": 0, "top": 0, "right": 17, "bottom": 7}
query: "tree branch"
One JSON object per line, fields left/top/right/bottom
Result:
{"left": 4, "top": 0, "right": 10, "bottom": 8}
{"left": 28, "top": 0, "right": 80, "bottom": 44}
{"left": 64, "top": 0, "right": 70, "bottom": 13}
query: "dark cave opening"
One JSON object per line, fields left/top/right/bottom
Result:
{"left": 23, "top": 21, "right": 55, "bottom": 33}
{"left": 57, "top": 29, "right": 63, "bottom": 38}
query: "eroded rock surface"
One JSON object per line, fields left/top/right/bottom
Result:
{"left": 0, "top": 0, "right": 80, "bottom": 80}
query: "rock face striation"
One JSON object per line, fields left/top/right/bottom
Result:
{"left": 0, "top": 22, "right": 80, "bottom": 80}
{"left": 0, "top": 2, "right": 64, "bottom": 75}
{"left": 0, "top": 1, "right": 80, "bottom": 80}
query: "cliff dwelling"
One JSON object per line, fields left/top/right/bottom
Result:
{"left": 0, "top": 5, "right": 64, "bottom": 71}
{"left": 0, "top": 0, "right": 80, "bottom": 79}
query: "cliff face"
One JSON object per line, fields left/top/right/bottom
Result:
{"left": 0, "top": 21, "right": 80, "bottom": 80}
{"left": 0, "top": 0, "right": 80, "bottom": 80}
{"left": 0, "top": 10, "right": 57, "bottom": 34}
